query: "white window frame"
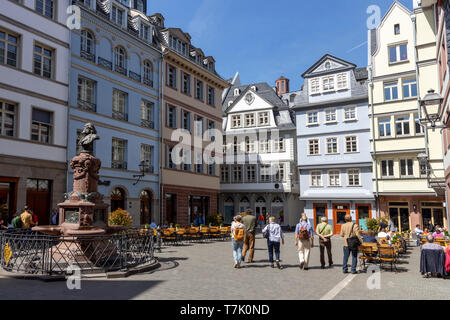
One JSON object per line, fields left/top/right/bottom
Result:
{"left": 306, "top": 111, "right": 319, "bottom": 126}
{"left": 402, "top": 78, "right": 417, "bottom": 99}
{"left": 322, "top": 75, "right": 335, "bottom": 92}
{"left": 378, "top": 117, "right": 392, "bottom": 137}
{"left": 231, "top": 114, "right": 242, "bottom": 128}
{"left": 308, "top": 138, "right": 320, "bottom": 155}
{"left": 384, "top": 81, "right": 399, "bottom": 101}
{"left": 343, "top": 106, "right": 357, "bottom": 121}
{"left": 345, "top": 135, "right": 358, "bottom": 153}
{"left": 258, "top": 111, "right": 270, "bottom": 126}
{"left": 328, "top": 170, "right": 341, "bottom": 187}
{"left": 309, "top": 78, "right": 320, "bottom": 95}
{"left": 395, "top": 115, "right": 410, "bottom": 136}
{"left": 244, "top": 113, "right": 255, "bottom": 127}
{"left": 400, "top": 158, "right": 414, "bottom": 177}
{"left": 310, "top": 171, "right": 322, "bottom": 187}
{"left": 336, "top": 72, "right": 348, "bottom": 90}
{"left": 347, "top": 169, "right": 361, "bottom": 186}
{"left": 326, "top": 137, "right": 338, "bottom": 154}
{"left": 260, "top": 164, "right": 271, "bottom": 183}
{"left": 325, "top": 108, "right": 337, "bottom": 123}
{"left": 388, "top": 43, "right": 408, "bottom": 64}
{"left": 381, "top": 160, "right": 395, "bottom": 177}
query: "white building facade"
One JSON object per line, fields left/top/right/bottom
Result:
{"left": 220, "top": 76, "right": 302, "bottom": 228}
{"left": 0, "top": 0, "right": 70, "bottom": 224}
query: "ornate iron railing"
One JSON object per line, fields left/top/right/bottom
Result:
{"left": 111, "top": 160, "right": 127, "bottom": 169}
{"left": 112, "top": 110, "right": 128, "bottom": 121}
{"left": 80, "top": 50, "right": 95, "bottom": 62}
{"left": 141, "top": 119, "right": 154, "bottom": 129}
{"left": 77, "top": 99, "right": 96, "bottom": 112}
{"left": 129, "top": 71, "right": 141, "bottom": 82}
{"left": 143, "top": 78, "right": 153, "bottom": 87}
{"left": 0, "top": 228, "right": 154, "bottom": 275}
{"left": 114, "top": 64, "right": 127, "bottom": 76}
{"left": 98, "top": 57, "right": 112, "bottom": 70}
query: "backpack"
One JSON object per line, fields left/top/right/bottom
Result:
{"left": 12, "top": 216, "right": 22, "bottom": 228}
{"left": 234, "top": 228, "right": 244, "bottom": 242}
{"left": 298, "top": 224, "right": 310, "bottom": 240}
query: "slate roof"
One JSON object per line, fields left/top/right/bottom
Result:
{"left": 222, "top": 81, "right": 295, "bottom": 130}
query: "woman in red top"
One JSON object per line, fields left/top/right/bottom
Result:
{"left": 258, "top": 213, "right": 265, "bottom": 231}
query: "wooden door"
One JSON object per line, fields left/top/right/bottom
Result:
{"left": 333, "top": 204, "right": 349, "bottom": 234}
{"left": 26, "top": 190, "right": 50, "bottom": 225}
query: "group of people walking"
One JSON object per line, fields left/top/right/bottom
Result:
{"left": 231, "top": 210, "right": 363, "bottom": 274}
{"left": 0, "top": 206, "right": 60, "bottom": 230}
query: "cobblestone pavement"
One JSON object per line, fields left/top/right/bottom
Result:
{"left": 0, "top": 232, "right": 449, "bottom": 300}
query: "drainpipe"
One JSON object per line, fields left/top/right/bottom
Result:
{"left": 158, "top": 49, "right": 168, "bottom": 225}
{"left": 368, "top": 30, "right": 380, "bottom": 218}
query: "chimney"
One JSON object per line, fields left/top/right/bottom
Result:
{"left": 275, "top": 76, "right": 289, "bottom": 95}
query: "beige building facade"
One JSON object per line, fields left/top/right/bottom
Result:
{"left": 368, "top": 1, "right": 446, "bottom": 231}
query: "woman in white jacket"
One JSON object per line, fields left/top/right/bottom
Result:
{"left": 262, "top": 216, "right": 285, "bottom": 269}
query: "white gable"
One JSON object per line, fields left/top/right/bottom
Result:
{"left": 311, "top": 59, "right": 346, "bottom": 74}
{"left": 228, "top": 91, "right": 273, "bottom": 113}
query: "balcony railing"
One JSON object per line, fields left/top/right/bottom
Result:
{"left": 143, "top": 78, "right": 153, "bottom": 87}
{"left": 112, "top": 110, "right": 128, "bottom": 121}
{"left": 98, "top": 57, "right": 112, "bottom": 70}
{"left": 80, "top": 50, "right": 95, "bottom": 62}
{"left": 111, "top": 160, "right": 127, "bottom": 170}
{"left": 144, "top": 165, "right": 154, "bottom": 173}
{"left": 141, "top": 119, "right": 154, "bottom": 129}
{"left": 115, "top": 64, "right": 127, "bottom": 76}
{"left": 77, "top": 99, "right": 96, "bottom": 112}
{"left": 129, "top": 71, "right": 141, "bottom": 82}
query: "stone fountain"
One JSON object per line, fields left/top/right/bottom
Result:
{"left": 33, "top": 123, "right": 124, "bottom": 265}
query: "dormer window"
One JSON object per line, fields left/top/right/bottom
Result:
{"left": 169, "top": 36, "right": 187, "bottom": 56}
{"left": 251, "top": 86, "right": 256, "bottom": 91}
{"left": 136, "top": 0, "right": 144, "bottom": 12}
{"left": 196, "top": 55, "right": 202, "bottom": 64}
{"left": 112, "top": 5, "right": 124, "bottom": 26}
{"left": 228, "top": 101, "right": 233, "bottom": 107}
{"left": 140, "top": 22, "right": 150, "bottom": 41}
{"left": 234, "top": 88, "right": 240, "bottom": 96}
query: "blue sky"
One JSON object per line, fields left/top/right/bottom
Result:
{"left": 149, "top": 0, "right": 412, "bottom": 91}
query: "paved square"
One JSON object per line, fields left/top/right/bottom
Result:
{"left": 0, "top": 232, "right": 449, "bottom": 300}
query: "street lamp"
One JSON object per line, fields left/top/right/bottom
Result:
{"left": 420, "top": 89, "right": 444, "bottom": 128}
{"left": 133, "top": 160, "right": 149, "bottom": 185}
{"left": 417, "top": 152, "right": 429, "bottom": 176}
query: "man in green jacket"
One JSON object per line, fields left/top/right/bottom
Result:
{"left": 241, "top": 208, "right": 257, "bottom": 263}
{"left": 315, "top": 216, "right": 333, "bottom": 269}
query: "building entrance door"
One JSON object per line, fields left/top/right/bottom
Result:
{"left": 356, "top": 204, "right": 371, "bottom": 231}
{"left": 255, "top": 196, "right": 266, "bottom": 219}
{"left": 26, "top": 179, "right": 51, "bottom": 225}
{"left": 333, "top": 204, "right": 349, "bottom": 234}
{"left": 313, "top": 203, "right": 327, "bottom": 228}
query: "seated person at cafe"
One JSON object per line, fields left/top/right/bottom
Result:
{"left": 377, "top": 228, "right": 389, "bottom": 240}
{"left": 432, "top": 226, "right": 444, "bottom": 239}
{"left": 422, "top": 234, "right": 442, "bottom": 251}
{"left": 415, "top": 224, "right": 424, "bottom": 245}
{"left": 362, "top": 230, "right": 377, "bottom": 243}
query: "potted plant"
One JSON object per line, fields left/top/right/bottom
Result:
{"left": 175, "top": 223, "right": 180, "bottom": 231}
{"left": 108, "top": 208, "right": 133, "bottom": 227}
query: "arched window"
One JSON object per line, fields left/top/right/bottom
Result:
{"left": 272, "top": 196, "right": 283, "bottom": 204}
{"left": 143, "top": 60, "right": 153, "bottom": 85}
{"left": 114, "top": 46, "right": 126, "bottom": 69}
{"left": 234, "top": 88, "right": 240, "bottom": 96}
{"left": 140, "top": 190, "right": 152, "bottom": 225}
{"left": 110, "top": 188, "right": 126, "bottom": 212}
{"left": 80, "top": 29, "right": 94, "bottom": 55}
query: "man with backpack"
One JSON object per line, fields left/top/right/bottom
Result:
{"left": 315, "top": 216, "right": 333, "bottom": 269}
{"left": 231, "top": 215, "right": 246, "bottom": 268}
{"left": 340, "top": 214, "right": 362, "bottom": 274}
{"left": 295, "top": 213, "right": 314, "bottom": 270}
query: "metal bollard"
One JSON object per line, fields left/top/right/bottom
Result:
{"left": 155, "top": 227, "right": 162, "bottom": 253}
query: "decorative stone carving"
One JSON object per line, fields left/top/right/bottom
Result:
{"left": 70, "top": 153, "right": 101, "bottom": 194}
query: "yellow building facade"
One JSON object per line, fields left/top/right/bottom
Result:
{"left": 368, "top": 1, "right": 446, "bottom": 231}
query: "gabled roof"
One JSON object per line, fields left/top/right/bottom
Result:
{"left": 222, "top": 82, "right": 287, "bottom": 114}
{"left": 301, "top": 54, "right": 356, "bottom": 78}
